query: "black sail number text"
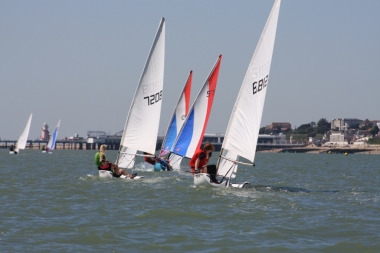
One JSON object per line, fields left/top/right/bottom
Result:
{"left": 144, "top": 90, "right": 162, "bottom": 106}
{"left": 207, "top": 90, "right": 215, "bottom": 97}
{"left": 252, "top": 75, "right": 268, "bottom": 95}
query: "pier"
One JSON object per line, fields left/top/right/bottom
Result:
{"left": 0, "top": 137, "right": 164, "bottom": 151}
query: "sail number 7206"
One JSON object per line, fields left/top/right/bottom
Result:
{"left": 144, "top": 90, "right": 162, "bottom": 106}
{"left": 252, "top": 75, "right": 268, "bottom": 94}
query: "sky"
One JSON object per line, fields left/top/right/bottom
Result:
{"left": 1, "top": 0, "right": 379, "bottom": 140}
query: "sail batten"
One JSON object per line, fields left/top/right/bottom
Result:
{"left": 217, "top": 0, "right": 281, "bottom": 178}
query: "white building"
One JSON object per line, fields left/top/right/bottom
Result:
{"left": 329, "top": 131, "right": 346, "bottom": 144}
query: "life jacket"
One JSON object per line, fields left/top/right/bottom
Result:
{"left": 99, "top": 163, "right": 112, "bottom": 170}
{"left": 144, "top": 156, "right": 156, "bottom": 165}
{"left": 189, "top": 149, "right": 207, "bottom": 168}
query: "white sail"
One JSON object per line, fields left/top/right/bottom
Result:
{"left": 217, "top": 0, "right": 281, "bottom": 178}
{"left": 15, "top": 113, "right": 33, "bottom": 153}
{"left": 46, "top": 120, "right": 60, "bottom": 151}
{"left": 116, "top": 18, "right": 165, "bottom": 168}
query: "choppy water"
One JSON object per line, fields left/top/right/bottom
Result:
{"left": 1, "top": 149, "right": 379, "bottom": 252}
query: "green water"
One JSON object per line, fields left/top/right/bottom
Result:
{"left": 1, "top": 149, "right": 379, "bottom": 252}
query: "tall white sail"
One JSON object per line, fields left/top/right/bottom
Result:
{"left": 116, "top": 18, "right": 165, "bottom": 168}
{"left": 217, "top": 0, "right": 281, "bottom": 178}
{"left": 15, "top": 113, "right": 33, "bottom": 153}
{"left": 46, "top": 120, "right": 61, "bottom": 151}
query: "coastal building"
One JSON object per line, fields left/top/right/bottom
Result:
{"left": 257, "top": 134, "right": 287, "bottom": 144}
{"left": 202, "top": 133, "right": 224, "bottom": 144}
{"left": 40, "top": 123, "right": 49, "bottom": 140}
{"left": 331, "top": 118, "right": 362, "bottom": 131}
{"left": 265, "top": 122, "right": 291, "bottom": 132}
{"left": 359, "top": 119, "right": 373, "bottom": 129}
{"left": 329, "top": 131, "right": 346, "bottom": 144}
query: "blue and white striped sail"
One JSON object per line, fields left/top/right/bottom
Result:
{"left": 160, "top": 71, "right": 192, "bottom": 157}
{"left": 216, "top": 0, "right": 281, "bottom": 179}
{"left": 172, "top": 55, "right": 222, "bottom": 159}
{"left": 46, "top": 120, "right": 61, "bottom": 151}
{"left": 160, "top": 71, "right": 192, "bottom": 168}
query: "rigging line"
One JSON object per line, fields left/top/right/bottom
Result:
{"left": 219, "top": 155, "right": 255, "bottom": 166}
{"left": 222, "top": 163, "right": 236, "bottom": 181}
{"left": 118, "top": 153, "right": 137, "bottom": 169}
{"left": 218, "top": 157, "right": 237, "bottom": 183}
{"left": 134, "top": 154, "right": 155, "bottom": 158}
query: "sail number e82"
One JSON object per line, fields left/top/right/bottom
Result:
{"left": 252, "top": 75, "right": 268, "bottom": 94}
{"left": 144, "top": 90, "right": 162, "bottom": 105}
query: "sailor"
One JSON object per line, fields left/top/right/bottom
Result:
{"left": 143, "top": 152, "right": 172, "bottom": 171}
{"left": 95, "top": 145, "right": 136, "bottom": 179}
{"left": 9, "top": 144, "right": 18, "bottom": 154}
{"left": 189, "top": 142, "right": 218, "bottom": 183}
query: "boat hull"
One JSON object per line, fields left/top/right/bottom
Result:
{"left": 194, "top": 173, "right": 249, "bottom": 188}
{"left": 98, "top": 170, "right": 143, "bottom": 180}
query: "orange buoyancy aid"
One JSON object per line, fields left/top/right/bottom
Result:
{"left": 189, "top": 149, "right": 207, "bottom": 168}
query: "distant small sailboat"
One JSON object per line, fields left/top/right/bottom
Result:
{"left": 159, "top": 71, "right": 193, "bottom": 170}
{"left": 42, "top": 120, "right": 61, "bottom": 154}
{"left": 10, "top": 113, "right": 33, "bottom": 155}
{"left": 194, "top": 0, "right": 281, "bottom": 188}
{"left": 99, "top": 17, "right": 165, "bottom": 179}
{"left": 169, "top": 55, "right": 222, "bottom": 168}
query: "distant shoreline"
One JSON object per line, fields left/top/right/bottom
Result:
{"left": 3, "top": 144, "right": 380, "bottom": 155}
{"left": 258, "top": 145, "right": 380, "bottom": 154}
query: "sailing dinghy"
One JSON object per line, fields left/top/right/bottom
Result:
{"left": 194, "top": 0, "right": 281, "bottom": 188}
{"left": 158, "top": 71, "right": 193, "bottom": 170}
{"left": 168, "top": 55, "right": 222, "bottom": 168}
{"left": 10, "top": 113, "right": 33, "bottom": 155}
{"left": 100, "top": 18, "right": 165, "bottom": 179}
{"left": 42, "top": 120, "right": 60, "bottom": 154}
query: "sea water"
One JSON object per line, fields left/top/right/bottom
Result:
{"left": 1, "top": 149, "right": 379, "bottom": 252}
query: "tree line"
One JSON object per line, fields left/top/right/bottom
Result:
{"left": 260, "top": 118, "right": 379, "bottom": 138}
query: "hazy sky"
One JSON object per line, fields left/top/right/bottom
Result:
{"left": 1, "top": 0, "right": 379, "bottom": 140}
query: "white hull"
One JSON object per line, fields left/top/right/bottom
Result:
{"left": 193, "top": 173, "right": 249, "bottom": 188}
{"left": 9, "top": 151, "right": 16, "bottom": 155}
{"left": 42, "top": 151, "right": 52, "bottom": 154}
{"left": 98, "top": 170, "right": 143, "bottom": 180}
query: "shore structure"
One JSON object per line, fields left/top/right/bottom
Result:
{"left": 1, "top": 132, "right": 379, "bottom": 154}
{"left": 258, "top": 145, "right": 380, "bottom": 155}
